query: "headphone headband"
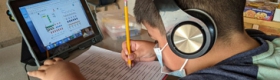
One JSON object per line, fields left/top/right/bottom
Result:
{"left": 154, "top": 0, "right": 217, "bottom": 59}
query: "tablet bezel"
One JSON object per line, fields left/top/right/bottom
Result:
{"left": 7, "top": 0, "right": 103, "bottom": 64}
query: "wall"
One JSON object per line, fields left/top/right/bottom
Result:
{"left": 0, "top": 0, "right": 22, "bottom": 48}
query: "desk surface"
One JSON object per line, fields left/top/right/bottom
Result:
{"left": 0, "top": 30, "right": 178, "bottom": 80}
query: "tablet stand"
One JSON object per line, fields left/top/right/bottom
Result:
{"left": 20, "top": 38, "right": 70, "bottom": 66}
{"left": 20, "top": 38, "right": 37, "bottom": 66}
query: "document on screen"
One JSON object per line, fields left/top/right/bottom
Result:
{"left": 70, "top": 45, "right": 166, "bottom": 80}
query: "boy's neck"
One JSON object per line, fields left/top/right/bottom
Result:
{"left": 185, "top": 32, "right": 260, "bottom": 75}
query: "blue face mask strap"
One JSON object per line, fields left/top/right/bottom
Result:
{"left": 160, "top": 43, "right": 188, "bottom": 71}
{"left": 160, "top": 43, "right": 169, "bottom": 51}
{"left": 180, "top": 59, "right": 188, "bottom": 71}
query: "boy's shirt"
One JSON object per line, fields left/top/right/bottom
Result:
{"left": 180, "top": 29, "right": 280, "bottom": 80}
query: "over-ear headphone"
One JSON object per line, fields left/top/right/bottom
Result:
{"left": 154, "top": 0, "right": 217, "bottom": 59}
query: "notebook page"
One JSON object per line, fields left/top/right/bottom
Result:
{"left": 70, "top": 45, "right": 166, "bottom": 80}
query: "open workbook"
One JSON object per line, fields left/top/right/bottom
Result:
{"left": 70, "top": 46, "right": 166, "bottom": 80}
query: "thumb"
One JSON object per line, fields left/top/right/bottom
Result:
{"left": 131, "top": 50, "right": 143, "bottom": 62}
{"left": 27, "top": 70, "right": 46, "bottom": 79}
{"left": 128, "top": 52, "right": 136, "bottom": 60}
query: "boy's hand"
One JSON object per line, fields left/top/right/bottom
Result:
{"left": 27, "top": 58, "right": 86, "bottom": 80}
{"left": 121, "top": 40, "right": 156, "bottom": 67}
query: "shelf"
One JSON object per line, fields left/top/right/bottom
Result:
{"left": 243, "top": 17, "right": 280, "bottom": 29}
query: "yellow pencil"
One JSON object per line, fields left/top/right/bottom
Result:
{"left": 124, "top": 0, "right": 132, "bottom": 68}
{"left": 46, "top": 50, "right": 50, "bottom": 58}
{"left": 44, "top": 45, "right": 50, "bottom": 58}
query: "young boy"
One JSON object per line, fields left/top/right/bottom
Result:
{"left": 28, "top": 0, "right": 280, "bottom": 80}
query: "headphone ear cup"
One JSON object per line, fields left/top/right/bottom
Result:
{"left": 185, "top": 9, "right": 217, "bottom": 43}
{"left": 167, "top": 9, "right": 217, "bottom": 59}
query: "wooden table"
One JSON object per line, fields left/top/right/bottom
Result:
{"left": 244, "top": 17, "right": 280, "bottom": 29}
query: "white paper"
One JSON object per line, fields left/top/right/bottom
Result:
{"left": 71, "top": 45, "right": 166, "bottom": 80}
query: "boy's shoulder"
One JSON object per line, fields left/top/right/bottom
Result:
{"left": 252, "top": 37, "right": 280, "bottom": 80}
{"left": 180, "top": 30, "right": 280, "bottom": 80}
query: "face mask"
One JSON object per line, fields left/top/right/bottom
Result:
{"left": 154, "top": 43, "right": 188, "bottom": 78}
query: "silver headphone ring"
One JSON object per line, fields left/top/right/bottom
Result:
{"left": 167, "top": 9, "right": 217, "bottom": 59}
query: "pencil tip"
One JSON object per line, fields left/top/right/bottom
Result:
{"left": 128, "top": 65, "right": 132, "bottom": 68}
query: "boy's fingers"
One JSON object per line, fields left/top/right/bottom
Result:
{"left": 38, "top": 65, "right": 49, "bottom": 71}
{"left": 44, "top": 59, "right": 55, "bottom": 65}
{"left": 121, "top": 50, "right": 128, "bottom": 62}
{"left": 131, "top": 61, "right": 135, "bottom": 67}
{"left": 27, "top": 70, "right": 46, "bottom": 79}
{"left": 122, "top": 41, "right": 128, "bottom": 52}
{"left": 126, "top": 60, "right": 136, "bottom": 67}
{"left": 122, "top": 50, "right": 138, "bottom": 68}
{"left": 132, "top": 63, "right": 135, "bottom": 67}
{"left": 53, "top": 57, "right": 63, "bottom": 62}
{"left": 133, "top": 51, "right": 156, "bottom": 62}
{"left": 131, "top": 42, "right": 137, "bottom": 51}
{"left": 128, "top": 53, "right": 136, "bottom": 60}
{"left": 122, "top": 40, "right": 137, "bottom": 52}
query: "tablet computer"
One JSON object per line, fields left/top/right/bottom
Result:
{"left": 7, "top": 0, "right": 103, "bottom": 67}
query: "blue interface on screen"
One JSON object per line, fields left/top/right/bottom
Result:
{"left": 19, "top": 0, "right": 93, "bottom": 53}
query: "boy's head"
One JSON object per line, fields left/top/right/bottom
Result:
{"left": 134, "top": 0, "right": 246, "bottom": 71}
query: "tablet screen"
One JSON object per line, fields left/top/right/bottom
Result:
{"left": 19, "top": 0, "right": 95, "bottom": 53}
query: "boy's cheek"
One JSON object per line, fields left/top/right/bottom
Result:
{"left": 162, "top": 50, "right": 184, "bottom": 71}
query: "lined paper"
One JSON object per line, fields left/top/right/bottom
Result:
{"left": 71, "top": 46, "right": 166, "bottom": 80}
